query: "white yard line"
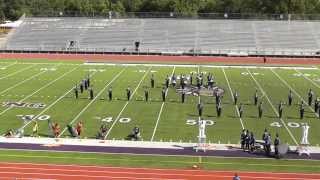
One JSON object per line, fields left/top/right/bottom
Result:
{"left": 84, "top": 62, "right": 318, "bottom": 70}
{"left": 0, "top": 64, "right": 36, "bottom": 80}
{"left": 2, "top": 61, "right": 18, "bottom": 68}
{"left": 104, "top": 67, "right": 151, "bottom": 139}
{"left": 294, "top": 68, "right": 320, "bottom": 89}
{"left": 18, "top": 72, "right": 99, "bottom": 131}
{"left": 271, "top": 69, "right": 319, "bottom": 117}
{"left": 247, "top": 68, "right": 299, "bottom": 145}
{"left": 0, "top": 70, "right": 47, "bottom": 95}
{"left": 222, "top": 68, "right": 245, "bottom": 129}
{"left": 59, "top": 68, "right": 126, "bottom": 136}
{"left": 150, "top": 66, "right": 176, "bottom": 141}
{"left": 0, "top": 67, "right": 78, "bottom": 116}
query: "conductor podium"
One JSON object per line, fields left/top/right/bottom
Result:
{"left": 298, "top": 123, "right": 311, "bottom": 156}
{"left": 194, "top": 120, "right": 208, "bottom": 152}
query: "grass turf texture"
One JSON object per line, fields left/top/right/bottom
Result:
{"left": 1, "top": 149, "right": 320, "bottom": 173}
{"left": 0, "top": 60, "right": 320, "bottom": 145}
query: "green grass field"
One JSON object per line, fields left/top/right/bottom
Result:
{"left": 0, "top": 59, "right": 320, "bottom": 146}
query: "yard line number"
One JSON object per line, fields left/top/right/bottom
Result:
{"left": 100, "top": 117, "right": 131, "bottom": 124}
{"left": 270, "top": 121, "right": 305, "bottom": 128}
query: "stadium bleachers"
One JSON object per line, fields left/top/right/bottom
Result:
{"left": 3, "top": 17, "right": 320, "bottom": 55}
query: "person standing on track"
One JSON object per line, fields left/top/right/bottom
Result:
{"left": 233, "top": 173, "right": 241, "bottom": 180}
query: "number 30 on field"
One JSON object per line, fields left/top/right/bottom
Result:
{"left": 270, "top": 122, "right": 303, "bottom": 128}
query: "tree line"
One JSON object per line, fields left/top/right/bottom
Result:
{"left": 1, "top": 0, "right": 320, "bottom": 20}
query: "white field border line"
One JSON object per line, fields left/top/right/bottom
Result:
{"left": 247, "top": 68, "right": 299, "bottom": 145}
{"left": 59, "top": 68, "right": 126, "bottom": 136}
{"left": 0, "top": 167, "right": 310, "bottom": 180}
{"left": 0, "top": 64, "right": 36, "bottom": 80}
{"left": 271, "top": 69, "right": 319, "bottom": 118}
{"left": 222, "top": 67, "right": 245, "bottom": 129}
{"left": 18, "top": 71, "right": 99, "bottom": 131}
{"left": 3, "top": 153, "right": 320, "bottom": 170}
{"left": 0, "top": 171, "right": 184, "bottom": 180}
{"left": 294, "top": 68, "right": 320, "bottom": 89}
{"left": 0, "top": 66, "right": 78, "bottom": 116}
{"left": 104, "top": 67, "right": 152, "bottom": 139}
{"left": 84, "top": 62, "right": 318, "bottom": 70}
{"left": 0, "top": 177, "right": 56, "bottom": 180}
{"left": 150, "top": 66, "right": 176, "bottom": 141}
{"left": 0, "top": 69, "right": 47, "bottom": 95}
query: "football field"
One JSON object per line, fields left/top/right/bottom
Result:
{"left": 1, "top": 59, "right": 320, "bottom": 146}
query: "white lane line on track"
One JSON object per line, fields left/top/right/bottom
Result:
{"left": 294, "top": 68, "right": 320, "bottom": 89}
{"left": 222, "top": 67, "right": 245, "bottom": 129}
{"left": 247, "top": 68, "right": 299, "bottom": 145}
{"left": 150, "top": 66, "right": 176, "bottom": 141}
{"left": 0, "top": 66, "right": 78, "bottom": 116}
{"left": 0, "top": 171, "right": 185, "bottom": 180}
{"left": 17, "top": 71, "right": 99, "bottom": 131}
{"left": 0, "top": 64, "right": 35, "bottom": 80}
{"left": 271, "top": 69, "right": 319, "bottom": 117}
{"left": 59, "top": 68, "right": 126, "bottom": 136}
{"left": 0, "top": 166, "right": 315, "bottom": 180}
{"left": 2, "top": 160, "right": 320, "bottom": 173}
{"left": 104, "top": 67, "right": 151, "bottom": 139}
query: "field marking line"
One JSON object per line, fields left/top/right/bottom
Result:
{"left": 2, "top": 61, "right": 18, "bottom": 68}
{"left": 271, "top": 69, "right": 319, "bottom": 117}
{"left": 84, "top": 62, "right": 318, "bottom": 70}
{"left": 104, "top": 67, "right": 151, "bottom": 139}
{"left": 0, "top": 69, "right": 48, "bottom": 95}
{"left": 294, "top": 69, "right": 320, "bottom": 89}
{"left": 150, "top": 66, "right": 176, "bottom": 141}
{"left": 7, "top": 147, "right": 320, "bottom": 162}
{"left": 59, "top": 68, "right": 126, "bottom": 136}
{"left": 222, "top": 67, "right": 245, "bottom": 129}
{"left": 17, "top": 71, "right": 99, "bottom": 131}
{"left": 0, "top": 64, "right": 36, "bottom": 80}
{"left": 0, "top": 166, "right": 236, "bottom": 178}
{"left": 2, "top": 161, "right": 320, "bottom": 177}
{"left": 0, "top": 171, "right": 185, "bottom": 180}
{"left": 247, "top": 68, "right": 299, "bottom": 145}
{"left": 0, "top": 67, "right": 78, "bottom": 116}
{"left": 0, "top": 166, "right": 314, "bottom": 180}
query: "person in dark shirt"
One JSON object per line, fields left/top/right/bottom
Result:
{"left": 288, "top": 90, "right": 293, "bottom": 106}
